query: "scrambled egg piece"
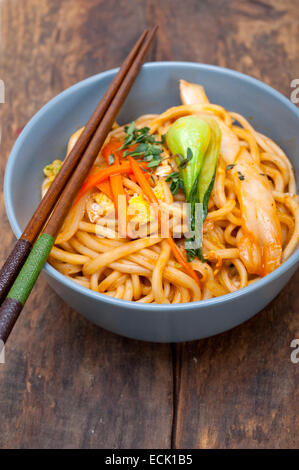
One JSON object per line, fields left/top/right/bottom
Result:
{"left": 128, "top": 182, "right": 166, "bottom": 225}
{"left": 153, "top": 181, "right": 165, "bottom": 201}
{"left": 86, "top": 192, "right": 115, "bottom": 223}
{"left": 128, "top": 194, "right": 153, "bottom": 224}
{"left": 154, "top": 158, "right": 173, "bottom": 178}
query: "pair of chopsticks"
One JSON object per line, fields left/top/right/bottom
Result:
{"left": 0, "top": 27, "right": 158, "bottom": 344}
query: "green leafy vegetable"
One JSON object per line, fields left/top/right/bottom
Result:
{"left": 166, "top": 116, "right": 211, "bottom": 200}
{"left": 166, "top": 115, "right": 221, "bottom": 261}
{"left": 197, "top": 117, "right": 221, "bottom": 219}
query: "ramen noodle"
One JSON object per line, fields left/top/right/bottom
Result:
{"left": 42, "top": 80, "right": 299, "bottom": 303}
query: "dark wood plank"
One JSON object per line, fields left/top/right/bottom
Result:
{"left": 151, "top": 0, "right": 297, "bottom": 96}
{"left": 173, "top": 273, "right": 299, "bottom": 449}
{"left": 0, "top": 0, "right": 172, "bottom": 449}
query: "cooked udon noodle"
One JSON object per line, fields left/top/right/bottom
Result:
{"left": 42, "top": 80, "right": 299, "bottom": 303}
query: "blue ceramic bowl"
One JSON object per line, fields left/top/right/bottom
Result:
{"left": 4, "top": 62, "right": 299, "bottom": 342}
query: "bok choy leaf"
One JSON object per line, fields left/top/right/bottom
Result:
{"left": 166, "top": 116, "right": 211, "bottom": 201}
{"left": 166, "top": 115, "right": 221, "bottom": 261}
{"left": 197, "top": 116, "right": 221, "bottom": 219}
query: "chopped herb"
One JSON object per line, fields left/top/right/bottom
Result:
{"left": 147, "top": 159, "right": 161, "bottom": 169}
{"left": 238, "top": 171, "right": 245, "bottom": 181}
{"left": 166, "top": 171, "right": 183, "bottom": 195}
{"left": 187, "top": 147, "right": 193, "bottom": 160}
{"left": 121, "top": 122, "right": 165, "bottom": 169}
{"left": 108, "top": 153, "right": 115, "bottom": 165}
{"left": 186, "top": 248, "right": 196, "bottom": 262}
{"left": 179, "top": 160, "right": 188, "bottom": 169}
{"left": 176, "top": 147, "right": 193, "bottom": 169}
{"left": 260, "top": 172, "right": 267, "bottom": 177}
{"left": 186, "top": 247, "right": 206, "bottom": 263}
{"left": 226, "top": 164, "right": 235, "bottom": 170}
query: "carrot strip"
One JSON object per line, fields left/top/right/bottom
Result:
{"left": 75, "top": 160, "right": 151, "bottom": 205}
{"left": 109, "top": 154, "right": 126, "bottom": 218}
{"left": 102, "top": 138, "right": 137, "bottom": 164}
{"left": 110, "top": 174, "right": 125, "bottom": 215}
{"left": 100, "top": 144, "right": 128, "bottom": 236}
{"left": 128, "top": 157, "right": 201, "bottom": 286}
{"left": 128, "top": 157, "right": 158, "bottom": 204}
{"left": 128, "top": 173, "right": 137, "bottom": 184}
{"left": 111, "top": 175, "right": 127, "bottom": 236}
{"left": 102, "top": 139, "right": 123, "bottom": 165}
{"left": 166, "top": 237, "right": 201, "bottom": 286}
{"left": 96, "top": 181, "right": 113, "bottom": 199}
{"left": 74, "top": 163, "right": 132, "bottom": 204}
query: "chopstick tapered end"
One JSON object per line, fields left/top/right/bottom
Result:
{"left": 0, "top": 297, "right": 23, "bottom": 344}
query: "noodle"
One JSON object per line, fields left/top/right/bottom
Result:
{"left": 42, "top": 81, "right": 299, "bottom": 303}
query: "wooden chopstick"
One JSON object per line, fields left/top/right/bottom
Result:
{"left": 0, "top": 29, "right": 149, "bottom": 306}
{"left": 0, "top": 26, "right": 158, "bottom": 344}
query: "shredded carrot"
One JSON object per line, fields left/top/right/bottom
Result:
{"left": 102, "top": 139, "right": 146, "bottom": 202}
{"left": 96, "top": 181, "right": 113, "bottom": 199}
{"left": 102, "top": 139, "right": 123, "bottom": 165}
{"left": 92, "top": 140, "right": 129, "bottom": 237}
{"left": 128, "top": 157, "right": 158, "bottom": 204}
{"left": 166, "top": 238, "right": 201, "bottom": 286}
{"left": 75, "top": 161, "right": 150, "bottom": 205}
{"left": 74, "top": 163, "right": 132, "bottom": 204}
{"left": 102, "top": 139, "right": 137, "bottom": 164}
{"left": 129, "top": 173, "right": 137, "bottom": 184}
{"left": 128, "top": 157, "right": 201, "bottom": 286}
{"left": 110, "top": 174, "right": 125, "bottom": 212}
{"left": 108, "top": 154, "right": 123, "bottom": 214}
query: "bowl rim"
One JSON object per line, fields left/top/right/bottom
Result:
{"left": 4, "top": 60, "right": 299, "bottom": 311}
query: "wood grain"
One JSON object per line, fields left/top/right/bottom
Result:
{"left": 0, "top": 0, "right": 298, "bottom": 449}
{"left": 173, "top": 275, "right": 299, "bottom": 449}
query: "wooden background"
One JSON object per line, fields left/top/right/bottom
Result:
{"left": 0, "top": 0, "right": 298, "bottom": 449}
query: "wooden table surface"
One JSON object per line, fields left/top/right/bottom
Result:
{"left": 0, "top": 0, "right": 298, "bottom": 449}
